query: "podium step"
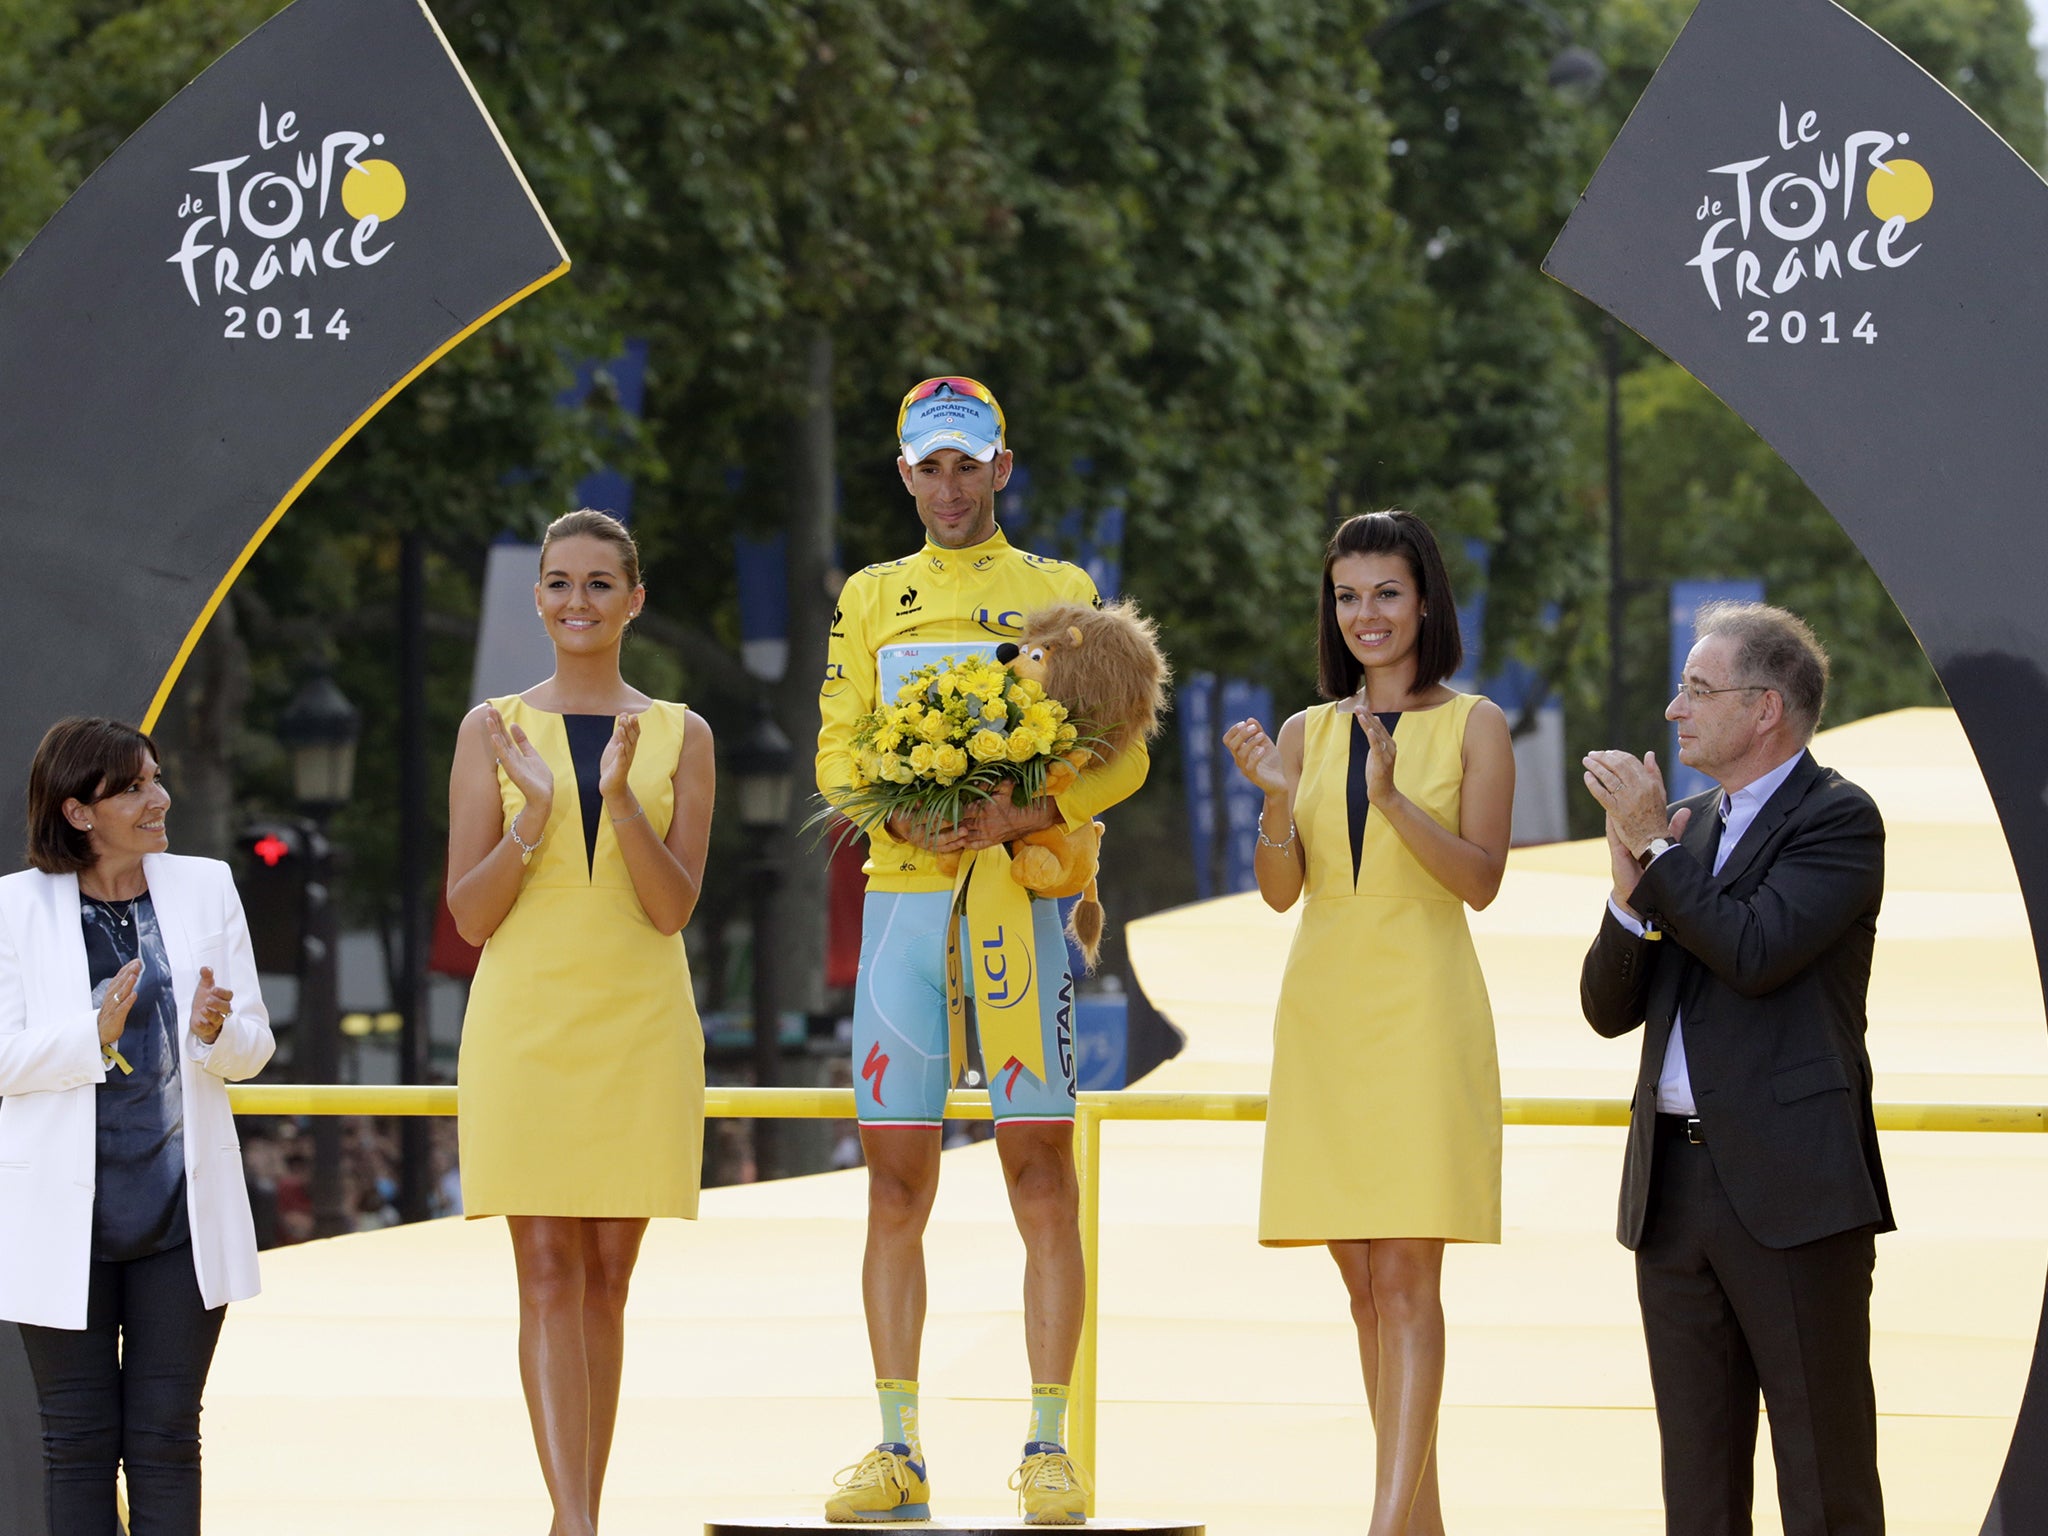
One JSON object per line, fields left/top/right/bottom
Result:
{"left": 705, "top": 1521, "right": 1202, "bottom": 1534}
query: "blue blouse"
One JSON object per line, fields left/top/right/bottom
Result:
{"left": 83, "top": 891, "right": 189, "bottom": 1262}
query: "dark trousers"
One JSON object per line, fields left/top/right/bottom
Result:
{"left": 17, "top": 1242, "right": 226, "bottom": 1536}
{"left": 1637, "top": 1116, "right": 1884, "bottom": 1536}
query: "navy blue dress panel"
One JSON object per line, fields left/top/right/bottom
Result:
{"left": 83, "top": 892, "right": 189, "bottom": 1263}
{"left": 1345, "top": 711, "right": 1402, "bottom": 884}
{"left": 562, "top": 714, "right": 613, "bottom": 877}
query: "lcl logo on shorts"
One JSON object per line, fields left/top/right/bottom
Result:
{"left": 979, "top": 923, "right": 1034, "bottom": 1010}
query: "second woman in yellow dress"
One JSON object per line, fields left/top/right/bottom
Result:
{"left": 447, "top": 509, "right": 714, "bottom": 1536}
{"left": 1225, "top": 510, "right": 1513, "bottom": 1536}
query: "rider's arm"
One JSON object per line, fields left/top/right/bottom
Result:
{"left": 1051, "top": 738, "right": 1150, "bottom": 830}
{"left": 815, "top": 575, "right": 874, "bottom": 804}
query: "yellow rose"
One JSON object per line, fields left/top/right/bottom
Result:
{"left": 969, "top": 729, "right": 1008, "bottom": 763}
{"left": 936, "top": 744, "right": 969, "bottom": 779}
{"left": 909, "top": 743, "right": 937, "bottom": 775}
{"left": 883, "top": 757, "right": 917, "bottom": 785}
{"left": 980, "top": 699, "right": 1007, "bottom": 724}
{"left": 1057, "top": 723, "right": 1079, "bottom": 744}
{"left": 919, "top": 710, "right": 952, "bottom": 744}
{"left": 1008, "top": 728, "right": 1044, "bottom": 762}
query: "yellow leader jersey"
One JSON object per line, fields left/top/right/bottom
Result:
{"left": 816, "top": 527, "right": 1150, "bottom": 893}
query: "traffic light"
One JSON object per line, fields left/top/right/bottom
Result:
{"left": 234, "top": 820, "right": 307, "bottom": 973}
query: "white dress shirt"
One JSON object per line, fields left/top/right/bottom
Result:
{"left": 1606, "top": 751, "right": 1806, "bottom": 1116}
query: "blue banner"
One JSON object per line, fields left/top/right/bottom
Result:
{"left": 1216, "top": 677, "right": 1274, "bottom": 895}
{"left": 734, "top": 532, "right": 790, "bottom": 682}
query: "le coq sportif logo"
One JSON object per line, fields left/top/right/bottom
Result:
{"left": 167, "top": 100, "right": 409, "bottom": 344}
{"left": 1687, "top": 100, "right": 1933, "bottom": 347}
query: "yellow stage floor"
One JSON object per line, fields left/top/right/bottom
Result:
{"left": 200, "top": 708, "right": 2048, "bottom": 1533}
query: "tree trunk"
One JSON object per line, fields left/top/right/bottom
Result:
{"left": 770, "top": 322, "right": 836, "bottom": 1019}
{"left": 155, "top": 593, "right": 248, "bottom": 862}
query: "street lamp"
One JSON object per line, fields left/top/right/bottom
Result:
{"left": 733, "top": 701, "right": 795, "bottom": 831}
{"left": 278, "top": 666, "right": 359, "bottom": 812}
{"left": 277, "top": 662, "right": 359, "bottom": 1238}
{"left": 733, "top": 699, "right": 793, "bottom": 1180}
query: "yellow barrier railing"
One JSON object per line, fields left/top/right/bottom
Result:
{"left": 225, "top": 1083, "right": 2048, "bottom": 1510}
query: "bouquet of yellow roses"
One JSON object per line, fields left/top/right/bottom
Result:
{"left": 821, "top": 652, "right": 1086, "bottom": 845}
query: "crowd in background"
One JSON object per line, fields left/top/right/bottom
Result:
{"left": 239, "top": 1117, "right": 463, "bottom": 1247}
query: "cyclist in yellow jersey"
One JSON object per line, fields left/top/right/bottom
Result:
{"left": 816, "top": 379, "right": 1146, "bottom": 1525}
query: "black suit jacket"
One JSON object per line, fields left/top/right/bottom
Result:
{"left": 1580, "top": 750, "right": 1893, "bottom": 1252}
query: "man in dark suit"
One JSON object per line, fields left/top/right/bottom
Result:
{"left": 1580, "top": 601, "right": 1891, "bottom": 1536}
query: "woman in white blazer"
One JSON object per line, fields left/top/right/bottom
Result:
{"left": 0, "top": 717, "right": 274, "bottom": 1535}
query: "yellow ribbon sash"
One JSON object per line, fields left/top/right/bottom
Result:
{"left": 944, "top": 844, "right": 1047, "bottom": 1091}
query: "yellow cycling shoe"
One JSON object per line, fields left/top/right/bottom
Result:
{"left": 1010, "top": 1441, "right": 1090, "bottom": 1526}
{"left": 824, "top": 1442, "right": 932, "bottom": 1523}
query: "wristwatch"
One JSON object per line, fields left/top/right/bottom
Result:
{"left": 1638, "top": 836, "right": 1675, "bottom": 865}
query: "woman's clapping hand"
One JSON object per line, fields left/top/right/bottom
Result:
{"left": 96, "top": 958, "right": 143, "bottom": 1048}
{"left": 485, "top": 705, "right": 554, "bottom": 813}
{"left": 189, "top": 966, "right": 233, "bottom": 1045}
{"left": 1224, "top": 717, "right": 1287, "bottom": 797}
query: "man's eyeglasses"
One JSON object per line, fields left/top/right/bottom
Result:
{"left": 1673, "top": 680, "right": 1769, "bottom": 704}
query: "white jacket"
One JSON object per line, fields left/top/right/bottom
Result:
{"left": 0, "top": 854, "right": 274, "bottom": 1328}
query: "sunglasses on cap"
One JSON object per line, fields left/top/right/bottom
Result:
{"left": 896, "top": 376, "right": 1007, "bottom": 446}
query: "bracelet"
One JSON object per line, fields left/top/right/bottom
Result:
{"left": 508, "top": 812, "right": 543, "bottom": 865}
{"left": 610, "top": 804, "right": 646, "bottom": 826}
{"left": 1255, "top": 819, "right": 1299, "bottom": 856}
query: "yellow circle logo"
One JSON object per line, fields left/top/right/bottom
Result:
{"left": 340, "top": 159, "right": 407, "bottom": 222}
{"left": 1865, "top": 158, "right": 1933, "bottom": 224}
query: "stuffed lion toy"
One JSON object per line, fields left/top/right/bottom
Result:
{"left": 943, "top": 597, "right": 1170, "bottom": 968}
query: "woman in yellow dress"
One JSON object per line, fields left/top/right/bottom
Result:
{"left": 446, "top": 509, "right": 714, "bottom": 1536}
{"left": 1224, "top": 510, "right": 1514, "bottom": 1536}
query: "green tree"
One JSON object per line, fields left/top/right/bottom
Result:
{"left": 963, "top": 0, "right": 1394, "bottom": 682}
{"left": 1358, "top": 0, "right": 1618, "bottom": 717}
{"left": 0, "top": 0, "right": 75, "bottom": 259}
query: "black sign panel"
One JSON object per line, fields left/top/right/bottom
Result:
{"left": 1546, "top": 0, "right": 2048, "bottom": 1523}
{"left": 0, "top": 0, "right": 567, "bottom": 866}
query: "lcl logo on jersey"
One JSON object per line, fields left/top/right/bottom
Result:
{"left": 972, "top": 554, "right": 996, "bottom": 571}
{"left": 975, "top": 607, "right": 1024, "bottom": 636}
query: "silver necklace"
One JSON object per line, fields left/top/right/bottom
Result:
{"left": 85, "top": 892, "right": 143, "bottom": 927}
